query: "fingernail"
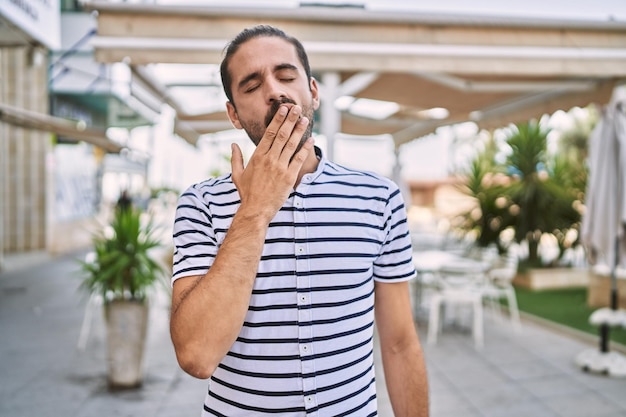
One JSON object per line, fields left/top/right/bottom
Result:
{"left": 279, "top": 106, "right": 288, "bottom": 115}
{"left": 300, "top": 117, "right": 309, "bottom": 125}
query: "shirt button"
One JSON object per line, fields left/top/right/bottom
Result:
{"left": 306, "top": 396, "right": 313, "bottom": 403}
{"left": 300, "top": 295, "right": 307, "bottom": 303}
{"left": 297, "top": 247, "right": 304, "bottom": 253}
{"left": 301, "top": 345, "right": 309, "bottom": 353}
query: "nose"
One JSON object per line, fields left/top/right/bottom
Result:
{"left": 264, "top": 77, "right": 287, "bottom": 104}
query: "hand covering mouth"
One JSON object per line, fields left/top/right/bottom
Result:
{"left": 264, "top": 97, "right": 297, "bottom": 127}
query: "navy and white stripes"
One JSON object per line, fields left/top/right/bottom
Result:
{"left": 172, "top": 149, "right": 415, "bottom": 416}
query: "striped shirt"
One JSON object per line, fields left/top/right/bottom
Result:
{"left": 172, "top": 148, "right": 416, "bottom": 416}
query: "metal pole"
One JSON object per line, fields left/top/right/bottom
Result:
{"left": 600, "top": 234, "right": 620, "bottom": 353}
{"left": 610, "top": 235, "right": 619, "bottom": 311}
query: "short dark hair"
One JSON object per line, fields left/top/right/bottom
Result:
{"left": 220, "top": 25, "right": 312, "bottom": 105}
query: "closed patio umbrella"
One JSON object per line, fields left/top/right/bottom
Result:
{"left": 577, "top": 87, "right": 626, "bottom": 377}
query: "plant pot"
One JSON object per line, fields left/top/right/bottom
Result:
{"left": 587, "top": 267, "right": 626, "bottom": 309}
{"left": 104, "top": 299, "right": 149, "bottom": 389}
{"left": 513, "top": 267, "right": 590, "bottom": 290}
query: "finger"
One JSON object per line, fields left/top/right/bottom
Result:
{"left": 267, "top": 105, "right": 302, "bottom": 157}
{"left": 278, "top": 115, "right": 309, "bottom": 164}
{"left": 288, "top": 136, "right": 314, "bottom": 169}
{"left": 230, "top": 143, "right": 244, "bottom": 187}
{"left": 256, "top": 105, "right": 288, "bottom": 153}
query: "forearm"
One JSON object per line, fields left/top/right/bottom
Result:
{"left": 170, "top": 209, "right": 269, "bottom": 378}
{"left": 382, "top": 340, "right": 429, "bottom": 417}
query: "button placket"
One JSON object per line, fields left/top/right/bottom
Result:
{"left": 293, "top": 186, "right": 317, "bottom": 411}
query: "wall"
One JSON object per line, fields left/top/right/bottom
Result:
{"left": 0, "top": 46, "right": 49, "bottom": 255}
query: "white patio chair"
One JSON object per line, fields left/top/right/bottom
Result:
{"left": 426, "top": 267, "right": 487, "bottom": 349}
{"left": 427, "top": 285, "right": 485, "bottom": 348}
{"left": 482, "top": 249, "right": 521, "bottom": 331}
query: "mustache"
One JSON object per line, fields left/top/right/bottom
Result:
{"left": 264, "top": 97, "right": 297, "bottom": 127}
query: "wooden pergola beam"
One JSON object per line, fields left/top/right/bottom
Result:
{"left": 86, "top": 2, "right": 626, "bottom": 76}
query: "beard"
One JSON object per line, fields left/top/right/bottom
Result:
{"left": 241, "top": 97, "right": 315, "bottom": 150}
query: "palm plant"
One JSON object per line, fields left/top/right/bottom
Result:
{"left": 504, "top": 121, "right": 582, "bottom": 265}
{"left": 546, "top": 152, "right": 586, "bottom": 261}
{"left": 80, "top": 207, "right": 165, "bottom": 302}
{"left": 504, "top": 121, "right": 550, "bottom": 264}
{"left": 457, "top": 149, "right": 514, "bottom": 251}
{"left": 457, "top": 116, "right": 590, "bottom": 268}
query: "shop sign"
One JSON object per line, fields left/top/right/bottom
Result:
{"left": 0, "top": 0, "right": 60, "bottom": 49}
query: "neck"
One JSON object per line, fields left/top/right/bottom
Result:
{"left": 295, "top": 147, "right": 320, "bottom": 186}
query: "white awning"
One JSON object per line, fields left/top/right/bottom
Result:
{"left": 82, "top": 1, "right": 626, "bottom": 146}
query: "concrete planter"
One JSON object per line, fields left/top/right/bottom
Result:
{"left": 587, "top": 269, "right": 626, "bottom": 309}
{"left": 513, "top": 268, "right": 590, "bottom": 290}
{"left": 104, "top": 300, "right": 149, "bottom": 389}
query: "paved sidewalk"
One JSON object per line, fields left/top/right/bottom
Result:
{"left": 1, "top": 250, "right": 626, "bottom": 416}
{"left": 0, "top": 251, "right": 394, "bottom": 416}
{"left": 0, "top": 250, "right": 204, "bottom": 417}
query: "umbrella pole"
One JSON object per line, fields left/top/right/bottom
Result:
{"left": 599, "top": 236, "right": 620, "bottom": 353}
{"left": 610, "top": 233, "right": 620, "bottom": 312}
{"left": 599, "top": 325, "right": 609, "bottom": 353}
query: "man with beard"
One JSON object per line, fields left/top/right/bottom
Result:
{"left": 170, "top": 25, "right": 429, "bottom": 416}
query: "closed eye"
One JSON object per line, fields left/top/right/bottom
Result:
{"left": 275, "top": 64, "right": 298, "bottom": 83}
{"left": 244, "top": 84, "right": 260, "bottom": 93}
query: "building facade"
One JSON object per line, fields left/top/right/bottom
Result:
{"left": 0, "top": 0, "right": 157, "bottom": 269}
{"left": 0, "top": 1, "right": 59, "bottom": 266}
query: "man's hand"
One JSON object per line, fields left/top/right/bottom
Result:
{"left": 231, "top": 104, "right": 313, "bottom": 221}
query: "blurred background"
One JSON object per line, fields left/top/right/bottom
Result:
{"left": 1, "top": 0, "right": 625, "bottom": 267}
{"left": 2, "top": 2, "right": 626, "bottom": 416}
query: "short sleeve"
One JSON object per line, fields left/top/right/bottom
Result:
{"left": 171, "top": 184, "right": 217, "bottom": 284}
{"left": 372, "top": 180, "right": 416, "bottom": 283}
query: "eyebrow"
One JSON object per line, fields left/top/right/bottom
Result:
{"left": 237, "top": 63, "right": 299, "bottom": 91}
{"left": 275, "top": 63, "right": 298, "bottom": 73}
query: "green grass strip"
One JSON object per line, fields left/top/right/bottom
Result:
{"left": 514, "top": 287, "right": 626, "bottom": 346}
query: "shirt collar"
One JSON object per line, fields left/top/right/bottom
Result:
{"left": 301, "top": 146, "right": 326, "bottom": 185}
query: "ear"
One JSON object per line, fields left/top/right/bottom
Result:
{"left": 226, "top": 101, "right": 243, "bottom": 130}
{"left": 310, "top": 78, "right": 320, "bottom": 111}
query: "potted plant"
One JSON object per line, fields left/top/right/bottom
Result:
{"left": 456, "top": 120, "right": 589, "bottom": 289}
{"left": 80, "top": 206, "right": 165, "bottom": 389}
{"left": 503, "top": 121, "right": 582, "bottom": 265}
